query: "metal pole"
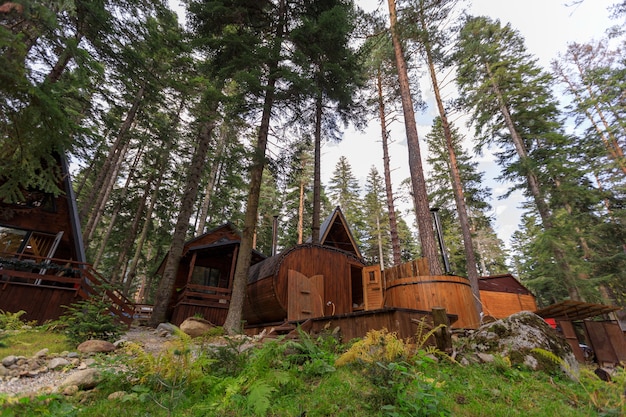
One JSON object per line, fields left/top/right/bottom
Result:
{"left": 271, "top": 215, "right": 279, "bottom": 257}
{"left": 430, "top": 207, "right": 451, "bottom": 274}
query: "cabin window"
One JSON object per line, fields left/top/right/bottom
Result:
{"left": 11, "top": 189, "right": 55, "bottom": 211}
{"left": 0, "top": 226, "right": 29, "bottom": 254}
{"left": 191, "top": 266, "right": 222, "bottom": 288}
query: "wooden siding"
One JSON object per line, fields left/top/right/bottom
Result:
{"left": 479, "top": 290, "right": 537, "bottom": 319}
{"left": 244, "top": 245, "right": 365, "bottom": 325}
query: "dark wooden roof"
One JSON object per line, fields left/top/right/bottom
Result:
{"left": 306, "top": 206, "right": 361, "bottom": 258}
{"left": 479, "top": 274, "right": 533, "bottom": 295}
{"left": 534, "top": 300, "right": 621, "bottom": 321}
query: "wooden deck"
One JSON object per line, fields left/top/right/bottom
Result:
{"left": 0, "top": 253, "right": 135, "bottom": 327}
{"left": 245, "top": 307, "right": 458, "bottom": 343}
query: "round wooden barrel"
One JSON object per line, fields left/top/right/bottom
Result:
{"left": 385, "top": 275, "right": 480, "bottom": 329}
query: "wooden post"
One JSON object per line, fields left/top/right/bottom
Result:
{"left": 432, "top": 307, "right": 453, "bottom": 354}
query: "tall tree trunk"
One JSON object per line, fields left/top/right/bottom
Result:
{"left": 376, "top": 68, "right": 402, "bottom": 266}
{"left": 110, "top": 181, "right": 149, "bottom": 284}
{"left": 124, "top": 176, "right": 161, "bottom": 297}
{"left": 81, "top": 84, "right": 146, "bottom": 238}
{"left": 149, "top": 117, "right": 217, "bottom": 326}
{"left": 196, "top": 125, "right": 229, "bottom": 235}
{"left": 298, "top": 179, "right": 305, "bottom": 244}
{"left": 418, "top": 7, "right": 481, "bottom": 315}
{"left": 223, "top": 0, "right": 286, "bottom": 334}
{"left": 92, "top": 146, "right": 143, "bottom": 269}
{"left": 386, "top": 0, "right": 442, "bottom": 275}
{"left": 311, "top": 93, "right": 323, "bottom": 244}
{"left": 83, "top": 138, "right": 131, "bottom": 245}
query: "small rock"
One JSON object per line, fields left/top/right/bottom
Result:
{"left": 77, "top": 340, "right": 116, "bottom": 353}
{"left": 59, "top": 368, "right": 101, "bottom": 390}
{"left": 156, "top": 322, "right": 178, "bottom": 336}
{"left": 476, "top": 352, "right": 495, "bottom": 363}
{"left": 2, "top": 355, "right": 18, "bottom": 367}
{"left": 63, "top": 385, "right": 79, "bottom": 396}
{"left": 0, "top": 364, "right": 9, "bottom": 377}
{"left": 108, "top": 391, "right": 127, "bottom": 400}
{"left": 34, "top": 348, "right": 49, "bottom": 358}
{"left": 67, "top": 352, "right": 80, "bottom": 358}
{"left": 49, "top": 357, "right": 70, "bottom": 370}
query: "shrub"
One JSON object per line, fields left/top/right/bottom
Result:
{"left": 0, "top": 310, "right": 29, "bottom": 330}
{"left": 57, "top": 297, "right": 124, "bottom": 345}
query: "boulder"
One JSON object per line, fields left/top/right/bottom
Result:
{"left": 458, "top": 311, "right": 578, "bottom": 378}
{"left": 179, "top": 317, "right": 214, "bottom": 337}
{"left": 77, "top": 340, "right": 116, "bottom": 353}
{"left": 59, "top": 368, "right": 101, "bottom": 390}
{"left": 49, "top": 357, "right": 70, "bottom": 370}
{"left": 156, "top": 322, "right": 179, "bottom": 336}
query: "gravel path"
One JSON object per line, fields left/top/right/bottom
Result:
{"left": 0, "top": 326, "right": 170, "bottom": 397}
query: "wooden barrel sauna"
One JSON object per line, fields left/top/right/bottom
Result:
{"left": 243, "top": 244, "right": 365, "bottom": 325}
{"left": 385, "top": 275, "right": 480, "bottom": 329}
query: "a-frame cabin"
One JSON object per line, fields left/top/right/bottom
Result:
{"left": 0, "top": 155, "right": 134, "bottom": 325}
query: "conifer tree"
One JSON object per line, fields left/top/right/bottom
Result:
{"left": 328, "top": 156, "right": 365, "bottom": 245}
{"left": 455, "top": 16, "right": 608, "bottom": 302}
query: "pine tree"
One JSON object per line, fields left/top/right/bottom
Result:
{"left": 362, "top": 166, "right": 391, "bottom": 267}
{"left": 455, "top": 16, "right": 608, "bottom": 302}
{"left": 425, "top": 117, "right": 507, "bottom": 277}
{"left": 288, "top": 0, "right": 366, "bottom": 243}
{"left": 328, "top": 156, "right": 365, "bottom": 245}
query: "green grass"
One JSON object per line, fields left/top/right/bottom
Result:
{"left": 0, "top": 328, "right": 623, "bottom": 417}
{"left": 0, "top": 329, "right": 73, "bottom": 357}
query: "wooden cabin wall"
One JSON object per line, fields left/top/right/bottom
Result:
{"left": 1, "top": 196, "right": 75, "bottom": 261}
{"left": 0, "top": 283, "right": 79, "bottom": 324}
{"left": 479, "top": 291, "right": 537, "bottom": 319}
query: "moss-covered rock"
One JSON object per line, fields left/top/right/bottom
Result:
{"left": 457, "top": 311, "right": 578, "bottom": 378}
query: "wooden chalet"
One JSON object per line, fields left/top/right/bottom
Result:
{"left": 0, "top": 155, "right": 134, "bottom": 325}
{"left": 158, "top": 223, "right": 266, "bottom": 325}
{"left": 478, "top": 274, "right": 537, "bottom": 319}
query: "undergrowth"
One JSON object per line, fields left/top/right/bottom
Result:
{"left": 0, "top": 326, "right": 623, "bottom": 417}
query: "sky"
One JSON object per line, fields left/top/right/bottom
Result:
{"left": 320, "top": 0, "right": 617, "bottom": 249}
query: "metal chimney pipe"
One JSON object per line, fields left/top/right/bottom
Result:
{"left": 430, "top": 207, "right": 452, "bottom": 274}
{"left": 271, "top": 215, "right": 279, "bottom": 257}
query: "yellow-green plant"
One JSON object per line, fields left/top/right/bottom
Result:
{"left": 532, "top": 347, "right": 625, "bottom": 414}
{"left": 0, "top": 309, "right": 29, "bottom": 330}
{"left": 335, "top": 328, "right": 409, "bottom": 367}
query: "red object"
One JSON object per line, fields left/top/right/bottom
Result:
{"left": 544, "top": 318, "right": 557, "bottom": 328}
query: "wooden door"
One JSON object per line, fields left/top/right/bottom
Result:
{"left": 287, "top": 270, "right": 324, "bottom": 321}
{"left": 362, "top": 265, "right": 383, "bottom": 310}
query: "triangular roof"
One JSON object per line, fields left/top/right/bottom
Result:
{"left": 307, "top": 206, "right": 361, "bottom": 258}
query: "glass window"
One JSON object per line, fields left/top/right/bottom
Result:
{"left": 191, "top": 266, "right": 222, "bottom": 287}
{"left": 0, "top": 226, "right": 29, "bottom": 254}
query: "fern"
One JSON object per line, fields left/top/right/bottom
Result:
{"left": 247, "top": 380, "right": 275, "bottom": 416}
